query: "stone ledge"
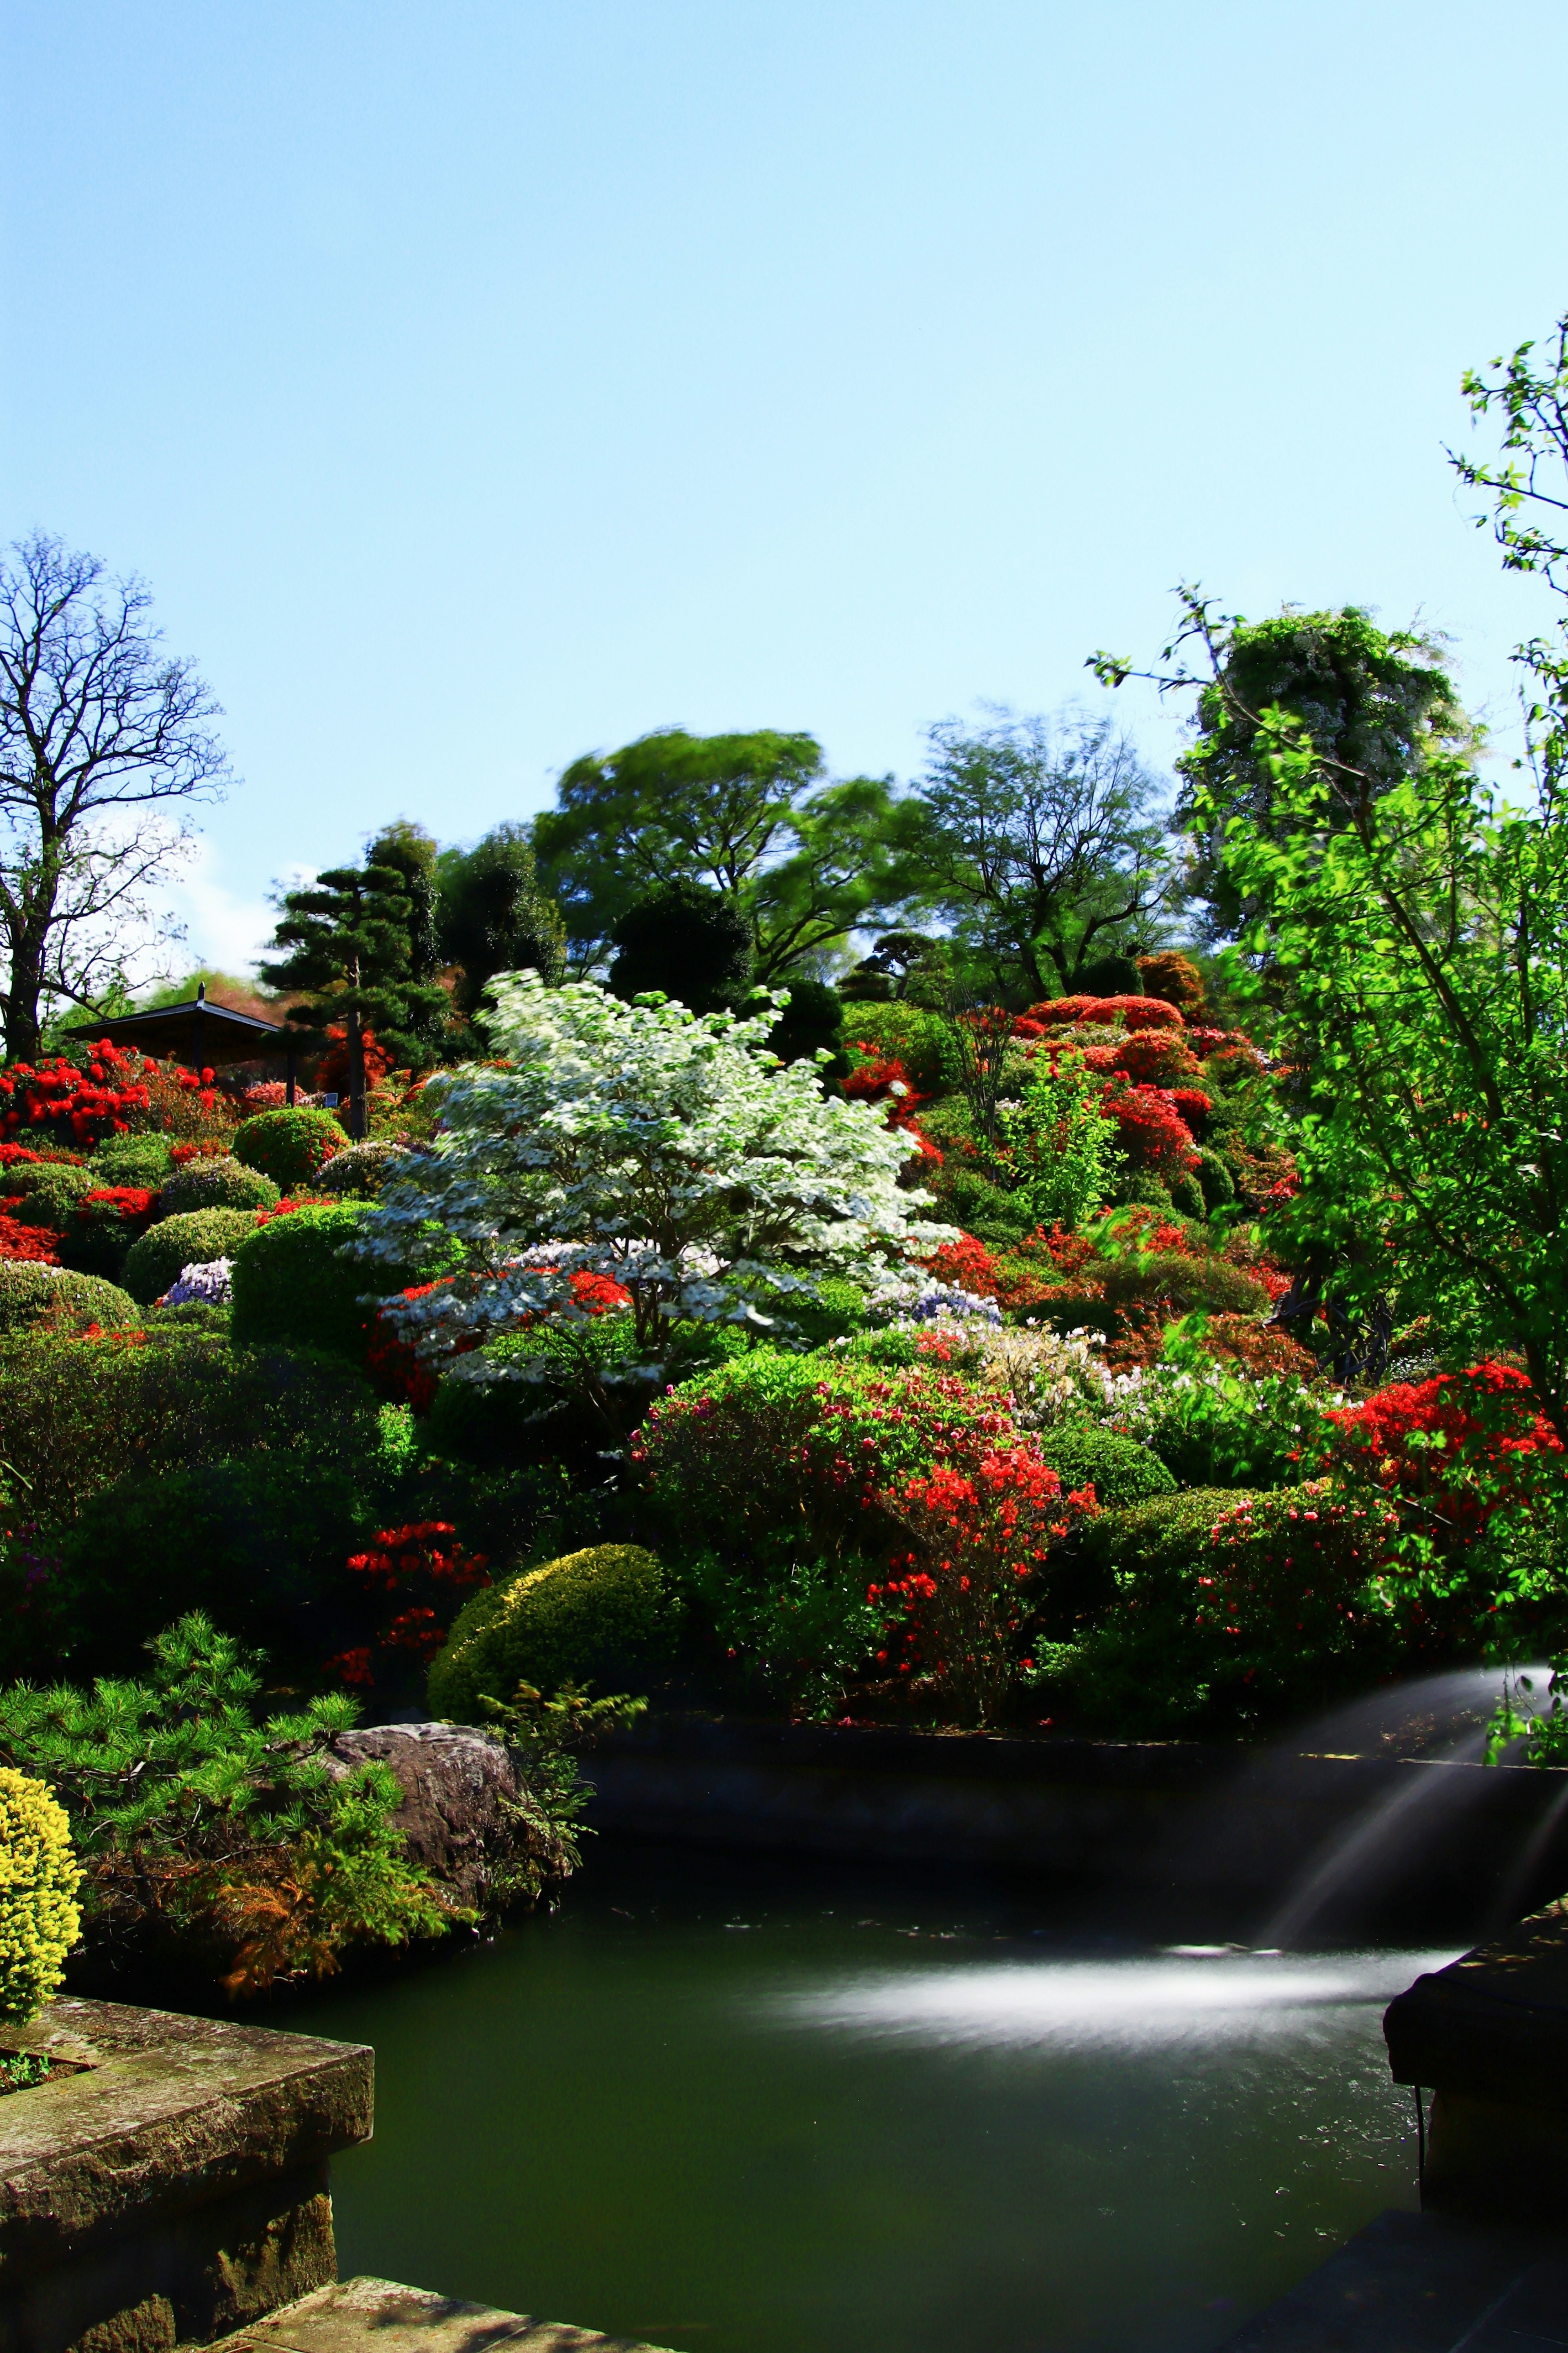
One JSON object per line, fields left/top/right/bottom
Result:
{"left": 0, "top": 1998, "right": 373, "bottom": 2276}
{"left": 212, "top": 2277, "right": 679, "bottom": 2353}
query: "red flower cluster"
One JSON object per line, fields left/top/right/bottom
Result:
{"left": 1328, "top": 1361, "right": 1562, "bottom": 1537}
{"left": 332, "top": 1519, "right": 491, "bottom": 1686}
{"left": 1099, "top": 1077, "right": 1200, "bottom": 1178}
{"left": 0, "top": 1214, "right": 60, "bottom": 1264}
{"left": 1022, "top": 995, "right": 1185, "bottom": 1032}
{"left": 81, "top": 1186, "right": 157, "bottom": 1221}
{"left": 922, "top": 1231, "right": 1056, "bottom": 1312}
{"left": 168, "top": 1138, "right": 233, "bottom": 1166}
{"left": 0, "top": 1042, "right": 155, "bottom": 1146}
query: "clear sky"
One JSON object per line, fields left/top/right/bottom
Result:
{"left": 4, "top": 0, "right": 1566, "bottom": 975}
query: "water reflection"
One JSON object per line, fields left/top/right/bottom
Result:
{"left": 769, "top": 1950, "right": 1458, "bottom": 2053}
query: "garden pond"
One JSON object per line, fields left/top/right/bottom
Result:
{"left": 290, "top": 1843, "right": 1446, "bottom": 2353}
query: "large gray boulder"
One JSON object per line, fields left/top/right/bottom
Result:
{"left": 323, "top": 1722, "right": 526, "bottom": 1913}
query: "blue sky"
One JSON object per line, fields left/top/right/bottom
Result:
{"left": 4, "top": 0, "right": 1566, "bottom": 974}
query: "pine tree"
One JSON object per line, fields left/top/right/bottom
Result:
{"left": 260, "top": 861, "right": 449, "bottom": 1137}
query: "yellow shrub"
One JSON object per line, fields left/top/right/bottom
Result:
{"left": 427, "top": 1544, "right": 675, "bottom": 1722}
{"left": 0, "top": 1769, "right": 81, "bottom": 2022}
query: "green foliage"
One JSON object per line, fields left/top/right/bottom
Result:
{"left": 0, "top": 1265, "right": 137, "bottom": 1337}
{"left": 909, "top": 711, "right": 1172, "bottom": 1000}
{"left": 10, "top": 1166, "right": 94, "bottom": 1226}
{"left": 1002, "top": 1045, "right": 1123, "bottom": 1231}
{"left": 1059, "top": 1483, "right": 1403, "bottom": 1734}
{"left": 158, "top": 1157, "right": 279, "bottom": 1217}
{"left": 0, "top": 1615, "right": 451, "bottom": 1993}
{"left": 233, "top": 1106, "right": 348, "bottom": 1191}
{"left": 1195, "top": 1147, "right": 1236, "bottom": 1211}
{"left": 260, "top": 861, "right": 451, "bottom": 1125}
{"left": 1098, "top": 1251, "right": 1268, "bottom": 1319}
{"left": 0, "top": 1769, "right": 81, "bottom": 2021}
{"left": 428, "top": 1545, "right": 677, "bottom": 1721}
{"left": 121, "top": 1209, "right": 259, "bottom": 1305}
{"left": 767, "top": 979, "right": 844, "bottom": 1073}
{"left": 679, "top": 1548, "right": 883, "bottom": 1719}
{"left": 1076, "top": 952, "right": 1144, "bottom": 997}
{"left": 534, "top": 727, "right": 917, "bottom": 983}
{"left": 1036, "top": 1425, "right": 1177, "bottom": 1508}
{"left": 609, "top": 879, "right": 754, "bottom": 1013}
{"left": 1108, "top": 1335, "right": 1336, "bottom": 1490}
{"left": 840, "top": 999, "right": 958, "bottom": 1094}
{"left": 472, "top": 1681, "right": 648, "bottom": 1900}
{"left": 229, "top": 1202, "right": 374, "bottom": 1363}
{"left": 88, "top": 1133, "right": 174, "bottom": 1188}
{"left": 1167, "top": 602, "right": 1472, "bottom": 947}
{"left": 314, "top": 1140, "right": 409, "bottom": 1198}
{"left": 436, "top": 823, "right": 565, "bottom": 1019}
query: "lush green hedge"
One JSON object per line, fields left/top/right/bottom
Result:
{"left": 0, "top": 1265, "right": 137, "bottom": 1336}
{"left": 1035, "top": 1426, "right": 1177, "bottom": 1509}
{"left": 10, "top": 1166, "right": 95, "bottom": 1226}
{"left": 88, "top": 1133, "right": 174, "bottom": 1188}
{"left": 1058, "top": 1482, "right": 1403, "bottom": 1735}
{"left": 229, "top": 1202, "right": 376, "bottom": 1363}
{"left": 233, "top": 1106, "right": 347, "bottom": 1191}
{"left": 158, "top": 1157, "right": 280, "bottom": 1217}
{"left": 121, "top": 1209, "right": 260, "bottom": 1304}
{"left": 428, "top": 1544, "right": 675, "bottom": 1719}
{"left": 1099, "top": 1251, "right": 1269, "bottom": 1317}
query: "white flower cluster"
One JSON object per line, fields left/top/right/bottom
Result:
{"left": 353, "top": 974, "right": 959, "bottom": 1369}
{"left": 162, "top": 1257, "right": 233, "bottom": 1307}
{"left": 864, "top": 1276, "right": 1002, "bottom": 1327}
{"left": 976, "top": 1321, "right": 1121, "bottom": 1427}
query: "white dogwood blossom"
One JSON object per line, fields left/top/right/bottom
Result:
{"left": 352, "top": 974, "right": 957, "bottom": 1373}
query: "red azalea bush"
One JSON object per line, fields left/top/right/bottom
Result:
{"left": 330, "top": 1519, "right": 490, "bottom": 1687}
{"left": 1022, "top": 995, "right": 1185, "bottom": 1031}
{"left": 873, "top": 1442, "right": 1097, "bottom": 1722}
{"left": 1327, "top": 1361, "right": 1563, "bottom": 1539}
{"left": 0, "top": 1043, "right": 154, "bottom": 1148}
{"left": 1100, "top": 1079, "right": 1200, "bottom": 1178}
{"left": 0, "top": 1214, "right": 61, "bottom": 1264}
{"left": 1103, "top": 1030, "right": 1204, "bottom": 1088}
{"left": 922, "top": 1231, "right": 1056, "bottom": 1312}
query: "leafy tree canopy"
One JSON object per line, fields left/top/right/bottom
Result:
{"left": 532, "top": 728, "right": 919, "bottom": 982}
{"left": 905, "top": 709, "right": 1172, "bottom": 1003}
{"left": 608, "top": 879, "right": 753, "bottom": 1014}
{"left": 436, "top": 823, "right": 565, "bottom": 1018}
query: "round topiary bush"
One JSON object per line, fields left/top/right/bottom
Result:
{"left": 1036, "top": 1426, "right": 1178, "bottom": 1509}
{"left": 89, "top": 1133, "right": 175, "bottom": 1189}
{"left": 428, "top": 1544, "right": 676, "bottom": 1720}
{"left": 0, "top": 1264, "right": 138, "bottom": 1336}
{"left": 314, "top": 1139, "right": 408, "bottom": 1198}
{"left": 1196, "top": 1148, "right": 1237, "bottom": 1212}
{"left": 121, "top": 1209, "right": 261, "bottom": 1305}
{"left": 233, "top": 1106, "right": 347, "bottom": 1192}
{"left": 158, "top": 1156, "right": 280, "bottom": 1218}
{"left": 0, "top": 1769, "right": 82, "bottom": 2022}
{"left": 229, "top": 1201, "right": 376, "bottom": 1362}
{"left": 9, "top": 1166, "right": 96, "bottom": 1227}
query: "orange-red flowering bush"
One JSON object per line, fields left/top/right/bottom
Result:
{"left": 1022, "top": 995, "right": 1185, "bottom": 1031}
{"left": 331, "top": 1520, "right": 490, "bottom": 1688}
{"left": 1327, "top": 1361, "right": 1563, "bottom": 1540}
{"left": 0, "top": 1044, "right": 154, "bottom": 1148}
{"left": 873, "top": 1441, "right": 1096, "bottom": 1721}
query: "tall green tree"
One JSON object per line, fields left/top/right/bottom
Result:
{"left": 608, "top": 880, "right": 753, "bottom": 1013}
{"left": 368, "top": 821, "right": 441, "bottom": 980}
{"left": 261, "top": 862, "right": 448, "bottom": 1137}
{"left": 435, "top": 823, "right": 564, "bottom": 1020}
{"left": 531, "top": 728, "right": 917, "bottom": 980}
{"left": 1108, "top": 600, "right": 1473, "bottom": 946}
{"left": 906, "top": 709, "right": 1171, "bottom": 1002}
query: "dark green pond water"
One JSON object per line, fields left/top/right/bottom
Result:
{"left": 290, "top": 1847, "right": 1447, "bottom": 2353}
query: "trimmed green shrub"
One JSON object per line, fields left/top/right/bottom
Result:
{"left": 0, "top": 1265, "right": 137, "bottom": 1337}
{"left": 428, "top": 1544, "right": 675, "bottom": 1719}
{"left": 229, "top": 1202, "right": 374, "bottom": 1363}
{"left": 1167, "top": 1171, "right": 1206, "bottom": 1220}
{"left": 89, "top": 1133, "right": 175, "bottom": 1188}
{"left": 10, "top": 1166, "right": 95, "bottom": 1227}
{"left": 0, "top": 1770, "right": 81, "bottom": 2021}
{"left": 233, "top": 1106, "right": 347, "bottom": 1191}
{"left": 158, "top": 1157, "right": 280, "bottom": 1218}
{"left": 1196, "top": 1147, "right": 1236, "bottom": 1212}
{"left": 1036, "top": 1426, "right": 1178, "bottom": 1509}
{"left": 315, "top": 1140, "right": 408, "bottom": 1198}
{"left": 121, "top": 1209, "right": 260, "bottom": 1305}
{"left": 1059, "top": 1483, "right": 1402, "bottom": 1735}
{"left": 840, "top": 1001, "right": 957, "bottom": 1095}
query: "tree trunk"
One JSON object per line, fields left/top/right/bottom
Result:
{"left": 347, "top": 1002, "right": 368, "bottom": 1140}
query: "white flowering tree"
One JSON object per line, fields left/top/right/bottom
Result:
{"left": 353, "top": 974, "right": 955, "bottom": 1427}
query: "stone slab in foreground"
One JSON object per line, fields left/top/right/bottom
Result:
{"left": 213, "top": 2277, "right": 678, "bottom": 2353}
{"left": 0, "top": 1997, "right": 372, "bottom": 2353}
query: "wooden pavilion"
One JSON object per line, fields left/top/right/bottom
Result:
{"left": 64, "top": 984, "right": 304, "bottom": 1101}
